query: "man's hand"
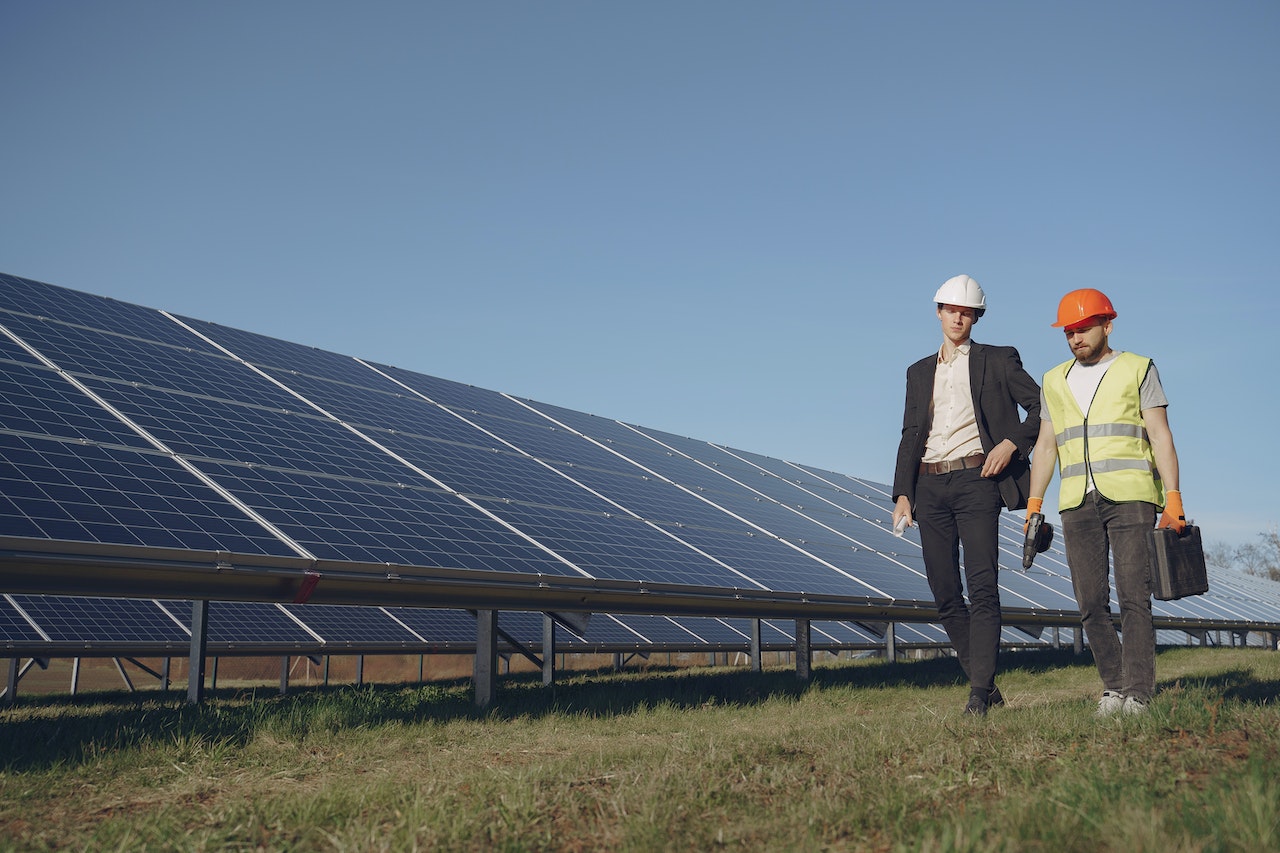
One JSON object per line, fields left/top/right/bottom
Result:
{"left": 1158, "top": 490, "right": 1186, "bottom": 534}
{"left": 1024, "top": 496, "right": 1043, "bottom": 533}
{"left": 892, "top": 495, "right": 913, "bottom": 535}
{"left": 980, "top": 439, "right": 1018, "bottom": 478}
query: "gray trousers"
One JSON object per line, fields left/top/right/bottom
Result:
{"left": 1061, "top": 493, "right": 1157, "bottom": 701}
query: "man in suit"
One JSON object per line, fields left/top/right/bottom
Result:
{"left": 892, "top": 275, "right": 1042, "bottom": 716}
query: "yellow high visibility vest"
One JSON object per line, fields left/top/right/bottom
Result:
{"left": 1042, "top": 351, "right": 1164, "bottom": 511}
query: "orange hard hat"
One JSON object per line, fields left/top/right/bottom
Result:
{"left": 1052, "top": 288, "right": 1117, "bottom": 328}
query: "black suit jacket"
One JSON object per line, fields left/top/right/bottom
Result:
{"left": 892, "top": 342, "right": 1042, "bottom": 512}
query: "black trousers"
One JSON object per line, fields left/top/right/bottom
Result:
{"left": 915, "top": 467, "right": 1005, "bottom": 694}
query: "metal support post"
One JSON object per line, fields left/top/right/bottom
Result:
{"left": 542, "top": 613, "right": 556, "bottom": 686}
{"left": 187, "top": 600, "right": 209, "bottom": 704}
{"left": 885, "top": 622, "right": 897, "bottom": 662}
{"left": 5, "top": 658, "right": 17, "bottom": 705}
{"left": 795, "top": 619, "right": 811, "bottom": 681}
{"left": 474, "top": 609, "right": 497, "bottom": 708}
{"left": 750, "top": 618, "right": 762, "bottom": 672}
{"left": 280, "top": 656, "right": 289, "bottom": 695}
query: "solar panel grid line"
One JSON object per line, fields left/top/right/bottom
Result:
{"left": 696, "top": 445, "right": 916, "bottom": 558}
{"left": 759, "top": 619, "right": 801, "bottom": 643}
{"left": 679, "top": 617, "right": 753, "bottom": 643}
{"left": 361, "top": 359, "right": 774, "bottom": 590}
{"left": 699, "top": 441, "right": 939, "bottom": 577}
{"left": 473, "top": 401, "right": 810, "bottom": 594}
{"left": 276, "top": 603, "right": 327, "bottom": 645}
{"left": 363, "top": 379, "right": 921, "bottom": 596}
{"left": 156, "top": 599, "right": 194, "bottom": 636}
{"left": 808, "top": 622, "right": 846, "bottom": 645}
{"left": 3, "top": 594, "right": 52, "bottom": 642}
{"left": 512, "top": 398, "right": 897, "bottom": 600}
{"left": 619, "top": 426, "right": 913, "bottom": 600}
{"left": 1168, "top": 576, "right": 1262, "bottom": 621}
{"left": 603, "top": 612, "right": 657, "bottom": 644}
{"left": 656, "top": 614, "right": 718, "bottom": 644}
{"left": 379, "top": 606, "right": 430, "bottom": 643}
{"left": 0, "top": 322, "right": 317, "bottom": 559}
{"left": 169, "top": 314, "right": 598, "bottom": 582}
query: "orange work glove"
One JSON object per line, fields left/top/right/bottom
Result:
{"left": 1024, "top": 496, "right": 1043, "bottom": 533}
{"left": 1158, "top": 490, "right": 1186, "bottom": 534}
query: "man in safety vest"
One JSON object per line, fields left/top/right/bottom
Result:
{"left": 892, "top": 275, "right": 1042, "bottom": 717}
{"left": 1027, "top": 289, "right": 1185, "bottom": 716}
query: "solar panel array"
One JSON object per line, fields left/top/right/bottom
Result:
{"left": 2, "top": 271, "right": 1279, "bottom": 659}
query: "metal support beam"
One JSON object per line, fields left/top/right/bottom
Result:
{"left": 750, "top": 618, "right": 762, "bottom": 672}
{"left": 187, "top": 599, "right": 209, "bottom": 704}
{"left": 5, "top": 657, "right": 17, "bottom": 705}
{"left": 542, "top": 613, "right": 556, "bottom": 686}
{"left": 1073, "top": 627, "right": 1083, "bottom": 654}
{"left": 474, "top": 608, "right": 497, "bottom": 708}
{"left": 71, "top": 658, "right": 81, "bottom": 695}
{"left": 280, "top": 656, "right": 289, "bottom": 695}
{"left": 885, "top": 622, "right": 897, "bottom": 662}
{"left": 796, "top": 618, "right": 811, "bottom": 681}
{"left": 112, "top": 658, "right": 136, "bottom": 692}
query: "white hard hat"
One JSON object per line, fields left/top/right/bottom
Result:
{"left": 933, "top": 274, "right": 987, "bottom": 311}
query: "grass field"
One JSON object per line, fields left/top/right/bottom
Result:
{"left": 2, "top": 646, "right": 1278, "bottom": 852}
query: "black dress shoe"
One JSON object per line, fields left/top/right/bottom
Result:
{"left": 963, "top": 693, "right": 989, "bottom": 716}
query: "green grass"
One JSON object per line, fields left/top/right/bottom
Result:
{"left": 2, "top": 646, "right": 1279, "bottom": 851}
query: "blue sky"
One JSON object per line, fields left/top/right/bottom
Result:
{"left": 2, "top": 2, "right": 1276, "bottom": 546}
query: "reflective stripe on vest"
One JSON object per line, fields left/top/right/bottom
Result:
{"left": 1042, "top": 352, "right": 1164, "bottom": 511}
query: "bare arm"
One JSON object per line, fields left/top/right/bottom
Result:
{"left": 1143, "top": 405, "right": 1180, "bottom": 493}
{"left": 1028, "top": 416, "right": 1059, "bottom": 505}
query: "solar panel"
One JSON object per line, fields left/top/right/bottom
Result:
{"left": 0, "top": 273, "right": 221, "bottom": 350}
{"left": 2, "top": 270, "right": 1279, "bottom": 663}
{"left": 0, "top": 311, "right": 300, "bottom": 410}
{"left": 10, "top": 595, "right": 187, "bottom": 644}
{"left": 382, "top": 607, "right": 481, "bottom": 645}
{"left": 156, "top": 600, "right": 317, "bottom": 645}
{"left": 671, "top": 617, "right": 752, "bottom": 644}
{"left": 0, "top": 595, "right": 47, "bottom": 643}
{"left": 190, "top": 460, "right": 577, "bottom": 572}
{"left": 0, "top": 432, "right": 299, "bottom": 554}
{"left": 0, "top": 362, "right": 156, "bottom": 449}
{"left": 280, "top": 604, "right": 422, "bottom": 645}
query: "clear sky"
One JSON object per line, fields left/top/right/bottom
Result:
{"left": 2, "top": 2, "right": 1276, "bottom": 547}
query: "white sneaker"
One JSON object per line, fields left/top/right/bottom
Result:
{"left": 1096, "top": 690, "right": 1125, "bottom": 717}
{"left": 1122, "top": 696, "right": 1148, "bottom": 716}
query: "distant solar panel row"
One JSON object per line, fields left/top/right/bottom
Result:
{"left": 2, "top": 593, "right": 1022, "bottom": 653}
{"left": 2, "top": 271, "right": 1279, "bottom": 645}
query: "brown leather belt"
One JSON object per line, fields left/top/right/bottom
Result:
{"left": 919, "top": 453, "right": 986, "bottom": 475}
